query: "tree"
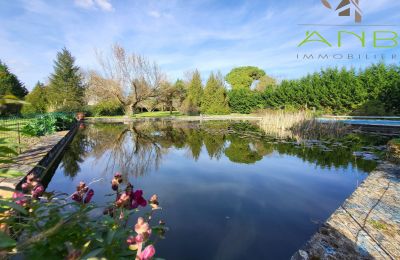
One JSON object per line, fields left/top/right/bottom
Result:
{"left": 0, "top": 60, "right": 28, "bottom": 99}
{"left": 201, "top": 72, "right": 230, "bottom": 115}
{"left": 47, "top": 48, "right": 85, "bottom": 112}
{"left": 21, "top": 82, "right": 48, "bottom": 114}
{"left": 173, "top": 79, "right": 187, "bottom": 110}
{"left": 88, "top": 44, "right": 164, "bottom": 117}
{"left": 255, "top": 75, "right": 277, "bottom": 92}
{"left": 159, "top": 82, "right": 177, "bottom": 114}
{"left": 181, "top": 70, "right": 203, "bottom": 115}
{"left": 228, "top": 88, "right": 263, "bottom": 114}
{"left": 225, "top": 66, "right": 266, "bottom": 90}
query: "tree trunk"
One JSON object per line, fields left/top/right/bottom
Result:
{"left": 124, "top": 104, "right": 133, "bottom": 117}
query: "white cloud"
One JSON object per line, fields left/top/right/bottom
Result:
{"left": 74, "top": 0, "right": 113, "bottom": 11}
{"left": 148, "top": 10, "right": 161, "bottom": 18}
{"left": 74, "top": 0, "right": 94, "bottom": 9}
{"left": 94, "top": 0, "right": 113, "bottom": 12}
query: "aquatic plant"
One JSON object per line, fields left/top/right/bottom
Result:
{"left": 260, "top": 110, "right": 351, "bottom": 140}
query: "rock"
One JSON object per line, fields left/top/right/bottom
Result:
{"left": 291, "top": 250, "right": 309, "bottom": 260}
{"left": 387, "top": 139, "right": 400, "bottom": 164}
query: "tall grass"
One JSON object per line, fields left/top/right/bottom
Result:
{"left": 259, "top": 110, "right": 350, "bottom": 140}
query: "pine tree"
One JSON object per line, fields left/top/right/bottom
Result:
{"left": 201, "top": 72, "right": 230, "bottom": 115}
{"left": 21, "top": 81, "right": 48, "bottom": 114}
{"left": 187, "top": 70, "right": 203, "bottom": 106}
{"left": 181, "top": 70, "right": 203, "bottom": 115}
{"left": 48, "top": 48, "right": 85, "bottom": 112}
{"left": 0, "top": 60, "right": 28, "bottom": 98}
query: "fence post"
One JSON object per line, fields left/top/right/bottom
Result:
{"left": 17, "top": 121, "right": 21, "bottom": 153}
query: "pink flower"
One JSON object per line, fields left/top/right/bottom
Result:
{"left": 149, "top": 194, "right": 159, "bottom": 209}
{"left": 84, "top": 189, "right": 94, "bottom": 203}
{"left": 126, "top": 235, "right": 136, "bottom": 245}
{"left": 134, "top": 217, "right": 150, "bottom": 235}
{"left": 72, "top": 192, "right": 83, "bottom": 202}
{"left": 137, "top": 245, "right": 155, "bottom": 260}
{"left": 32, "top": 184, "right": 44, "bottom": 199}
{"left": 131, "top": 190, "right": 147, "bottom": 209}
{"left": 116, "top": 192, "right": 131, "bottom": 207}
{"left": 21, "top": 182, "right": 29, "bottom": 191}
{"left": 12, "top": 192, "right": 27, "bottom": 206}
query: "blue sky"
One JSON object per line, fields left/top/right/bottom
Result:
{"left": 0, "top": 0, "right": 399, "bottom": 90}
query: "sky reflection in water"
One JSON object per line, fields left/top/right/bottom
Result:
{"left": 46, "top": 120, "right": 384, "bottom": 260}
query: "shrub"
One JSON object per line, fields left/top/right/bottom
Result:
{"left": 228, "top": 88, "right": 263, "bottom": 114}
{"left": 90, "top": 100, "right": 124, "bottom": 117}
{"left": 22, "top": 113, "right": 76, "bottom": 136}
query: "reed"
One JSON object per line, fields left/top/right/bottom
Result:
{"left": 259, "top": 110, "right": 350, "bottom": 140}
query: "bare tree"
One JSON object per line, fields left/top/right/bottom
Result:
{"left": 87, "top": 44, "right": 165, "bottom": 116}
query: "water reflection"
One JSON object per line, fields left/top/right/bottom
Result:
{"left": 48, "top": 120, "right": 391, "bottom": 259}
{"left": 59, "top": 120, "right": 385, "bottom": 179}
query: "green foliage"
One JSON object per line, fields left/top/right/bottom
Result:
{"left": 201, "top": 72, "right": 230, "bottom": 115}
{"left": 228, "top": 88, "right": 263, "bottom": 114}
{"left": 255, "top": 75, "right": 277, "bottom": 92}
{"left": 0, "top": 192, "right": 166, "bottom": 259}
{"left": 22, "top": 113, "right": 76, "bottom": 136}
{"left": 90, "top": 100, "right": 124, "bottom": 116}
{"left": 262, "top": 64, "right": 400, "bottom": 115}
{"left": 47, "top": 48, "right": 85, "bottom": 112}
{"left": 0, "top": 60, "right": 28, "bottom": 99}
{"left": 181, "top": 70, "right": 203, "bottom": 115}
{"left": 225, "top": 66, "right": 266, "bottom": 89}
{"left": 0, "top": 95, "right": 24, "bottom": 116}
{"left": 21, "top": 82, "right": 48, "bottom": 115}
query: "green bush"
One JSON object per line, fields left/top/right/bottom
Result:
{"left": 22, "top": 113, "right": 76, "bottom": 136}
{"left": 228, "top": 88, "right": 263, "bottom": 114}
{"left": 90, "top": 101, "right": 124, "bottom": 116}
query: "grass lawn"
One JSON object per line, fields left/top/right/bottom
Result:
{"left": 89, "top": 111, "right": 260, "bottom": 119}
{"left": 134, "top": 111, "right": 183, "bottom": 118}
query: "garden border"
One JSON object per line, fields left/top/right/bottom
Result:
{"left": 14, "top": 122, "right": 79, "bottom": 190}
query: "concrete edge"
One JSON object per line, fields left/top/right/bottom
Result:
{"left": 15, "top": 122, "right": 79, "bottom": 190}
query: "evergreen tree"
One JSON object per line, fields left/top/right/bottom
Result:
{"left": 21, "top": 81, "right": 48, "bottom": 114}
{"left": 181, "top": 70, "right": 203, "bottom": 115}
{"left": 48, "top": 48, "right": 85, "bottom": 112}
{"left": 201, "top": 72, "right": 229, "bottom": 114}
{"left": 0, "top": 60, "right": 28, "bottom": 98}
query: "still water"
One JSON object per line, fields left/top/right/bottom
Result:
{"left": 46, "top": 120, "right": 385, "bottom": 259}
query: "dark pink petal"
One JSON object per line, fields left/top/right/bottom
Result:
{"left": 72, "top": 192, "right": 82, "bottom": 202}
{"left": 32, "top": 184, "right": 44, "bottom": 199}
{"left": 112, "top": 183, "right": 118, "bottom": 191}
{"left": 12, "top": 192, "right": 27, "bottom": 206}
{"left": 138, "top": 245, "right": 155, "bottom": 260}
{"left": 84, "top": 189, "right": 94, "bottom": 203}
{"left": 21, "top": 182, "right": 29, "bottom": 192}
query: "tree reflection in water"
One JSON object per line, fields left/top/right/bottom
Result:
{"left": 60, "top": 120, "right": 386, "bottom": 179}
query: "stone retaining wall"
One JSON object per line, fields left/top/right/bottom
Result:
{"left": 292, "top": 162, "right": 400, "bottom": 260}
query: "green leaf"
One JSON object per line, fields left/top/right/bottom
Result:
{"left": 106, "top": 229, "right": 116, "bottom": 245}
{"left": 81, "top": 248, "right": 104, "bottom": 259}
{"left": 0, "top": 200, "right": 28, "bottom": 215}
{"left": 0, "top": 231, "right": 16, "bottom": 249}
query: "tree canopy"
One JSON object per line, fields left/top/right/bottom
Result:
{"left": 0, "top": 60, "right": 28, "bottom": 98}
{"left": 225, "top": 66, "right": 266, "bottom": 89}
{"left": 48, "top": 48, "right": 85, "bottom": 112}
{"left": 201, "top": 72, "right": 230, "bottom": 115}
{"left": 21, "top": 81, "right": 48, "bottom": 114}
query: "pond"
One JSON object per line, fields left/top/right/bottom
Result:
{"left": 45, "top": 120, "right": 389, "bottom": 260}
